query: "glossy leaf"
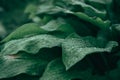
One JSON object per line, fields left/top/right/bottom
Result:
{"left": 40, "top": 59, "right": 92, "bottom": 80}
{"left": 1, "top": 34, "right": 63, "bottom": 55}
{"left": 67, "top": 11, "right": 110, "bottom": 30}
{"left": 1, "top": 23, "right": 47, "bottom": 43}
{"left": 1, "top": 18, "right": 74, "bottom": 43}
{"left": 0, "top": 52, "right": 48, "bottom": 79}
{"left": 40, "top": 58, "right": 109, "bottom": 80}
{"left": 62, "top": 35, "right": 118, "bottom": 70}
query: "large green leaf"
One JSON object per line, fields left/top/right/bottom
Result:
{"left": 1, "top": 23, "right": 47, "bottom": 43}
{"left": 35, "top": 0, "right": 110, "bottom": 30}
{"left": 0, "top": 52, "right": 48, "bottom": 79}
{"left": 63, "top": 0, "right": 107, "bottom": 18}
{"left": 1, "top": 18, "right": 74, "bottom": 43}
{"left": 36, "top": 0, "right": 107, "bottom": 18}
{"left": 24, "top": 4, "right": 38, "bottom": 19}
{"left": 37, "top": 4, "right": 65, "bottom": 14}
{"left": 1, "top": 34, "right": 63, "bottom": 55}
{"left": 40, "top": 58, "right": 92, "bottom": 80}
{"left": 62, "top": 34, "right": 118, "bottom": 70}
{"left": 40, "top": 58, "right": 109, "bottom": 80}
{"left": 0, "top": 46, "right": 62, "bottom": 79}
{"left": 66, "top": 11, "right": 110, "bottom": 30}
{"left": 29, "top": 0, "right": 111, "bottom": 31}
{"left": 40, "top": 18, "right": 74, "bottom": 38}
{"left": 1, "top": 0, "right": 120, "bottom": 80}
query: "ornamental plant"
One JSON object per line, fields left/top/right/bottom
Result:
{"left": 0, "top": 0, "right": 120, "bottom": 80}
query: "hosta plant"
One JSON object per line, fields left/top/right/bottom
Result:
{"left": 0, "top": 0, "right": 120, "bottom": 80}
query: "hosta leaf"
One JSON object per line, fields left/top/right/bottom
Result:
{"left": 1, "top": 23, "right": 47, "bottom": 43}
{"left": 40, "top": 58, "right": 92, "bottom": 80}
{"left": 37, "top": 4, "right": 65, "bottom": 14}
{"left": 0, "top": 52, "right": 48, "bottom": 79}
{"left": 37, "top": 3, "right": 110, "bottom": 29}
{"left": 35, "top": 0, "right": 110, "bottom": 30}
{"left": 40, "top": 58, "right": 109, "bottom": 80}
{"left": 0, "top": 47, "right": 61, "bottom": 79}
{"left": 1, "top": 34, "right": 63, "bottom": 55}
{"left": 36, "top": 0, "right": 69, "bottom": 14}
{"left": 66, "top": 11, "right": 110, "bottom": 30}
{"left": 1, "top": 18, "right": 74, "bottom": 43}
{"left": 40, "top": 18, "right": 74, "bottom": 37}
{"left": 63, "top": 0, "right": 106, "bottom": 18}
{"left": 24, "top": 4, "right": 38, "bottom": 19}
{"left": 62, "top": 34, "right": 118, "bottom": 70}
{"left": 36, "top": 0, "right": 107, "bottom": 19}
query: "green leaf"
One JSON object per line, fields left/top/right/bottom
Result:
{"left": 0, "top": 47, "right": 62, "bottom": 79}
{"left": 36, "top": 0, "right": 107, "bottom": 19}
{"left": 1, "top": 18, "right": 74, "bottom": 43}
{"left": 64, "top": 0, "right": 107, "bottom": 18}
{"left": 1, "top": 23, "right": 47, "bottom": 43}
{"left": 24, "top": 4, "right": 38, "bottom": 19}
{"left": 40, "top": 18, "right": 74, "bottom": 36}
{"left": 1, "top": 34, "right": 63, "bottom": 55}
{"left": 41, "top": 19, "right": 74, "bottom": 38}
{"left": 37, "top": 5, "right": 65, "bottom": 14}
{"left": 66, "top": 11, "right": 110, "bottom": 30}
{"left": 40, "top": 58, "right": 92, "bottom": 80}
{"left": 35, "top": 0, "right": 110, "bottom": 29}
{"left": 0, "top": 52, "right": 48, "bottom": 79}
{"left": 42, "top": 15, "right": 53, "bottom": 24}
{"left": 32, "top": 0, "right": 111, "bottom": 30}
{"left": 1, "top": 0, "right": 120, "bottom": 80}
{"left": 62, "top": 34, "right": 118, "bottom": 70}
{"left": 40, "top": 58, "right": 109, "bottom": 80}
{"left": 36, "top": 0, "right": 67, "bottom": 14}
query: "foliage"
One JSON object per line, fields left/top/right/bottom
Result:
{"left": 0, "top": 0, "right": 120, "bottom": 80}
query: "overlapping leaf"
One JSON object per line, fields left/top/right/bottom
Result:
{"left": 0, "top": 52, "right": 48, "bottom": 79}
{"left": 36, "top": 0, "right": 107, "bottom": 18}
{"left": 1, "top": 0, "right": 120, "bottom": 80}
{"left": 0, "top": 46, "right": 61, "bottom": 79}
{"left": 69, "top": 12, "right": 110, "bottom": 29}
{"left": 1, "top": 23, "right": 47, "bottom": 43}
{"left": 1, "top": 34, "right": 63, "bottom": 55}
{"left": 1, "top": 18, "right": 74, "bottom": 43}
{"left": 40, "top": 58, "right": 109, "bottom": 80}
{"left": 62, "top": 0, "right": 107, "bottom": 18}
{"left": 40, "top": 58, "right": 92, "bottom": 80}
{"left": 62, "top": 34, "right": 118, "bottom": 70}
{"left": 34, "top": 0, "right": 111, "bottom": 30}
